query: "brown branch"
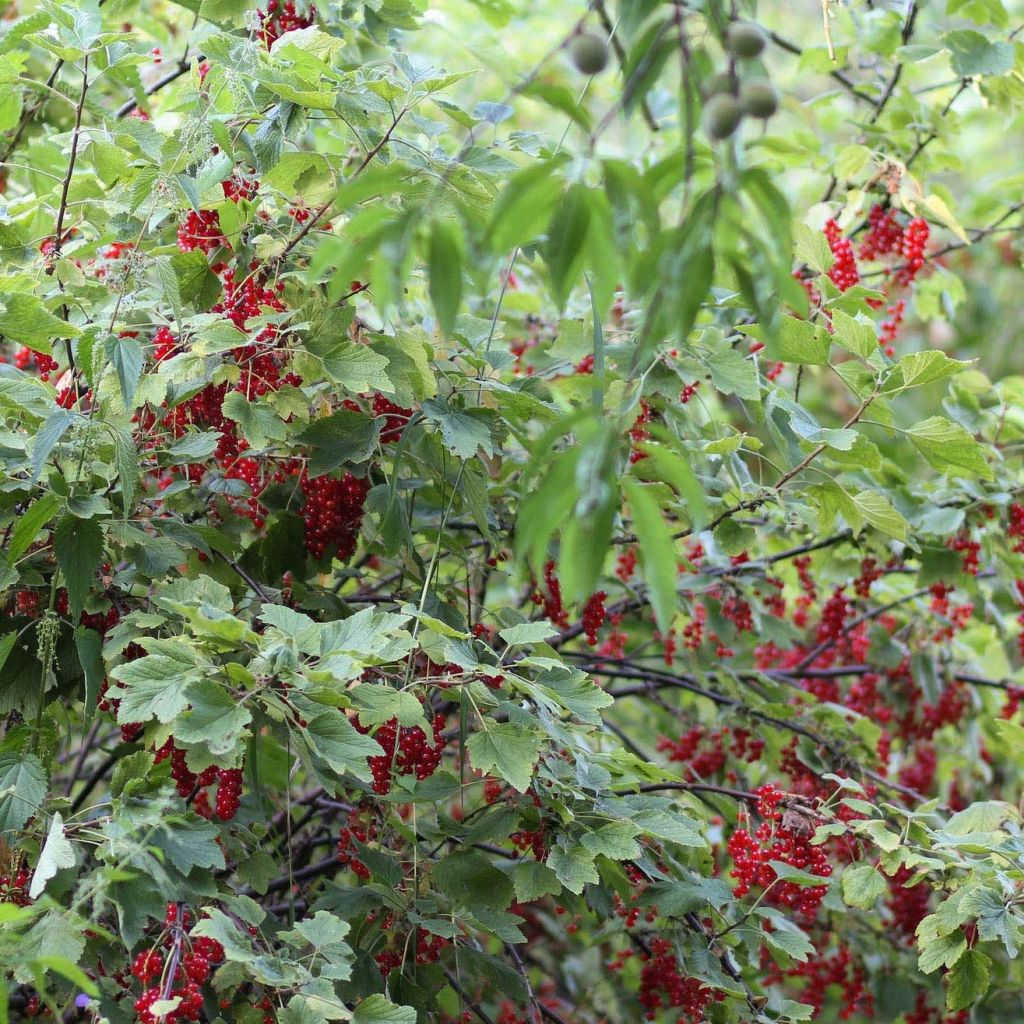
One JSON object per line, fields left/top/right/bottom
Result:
{"left": 115, "top": 57, "right": 202, "bottom": 118}
{"left": 767, "top": 30, "right": 878, "bottom": 107}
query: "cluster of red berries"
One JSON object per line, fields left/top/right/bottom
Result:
{"left": 356, "top": 713, "right": 446, "bottom": 795}
{"left": 581, "top": 590, "right": 607, "bottom": 645}
{"left": 337, "top": 808, "right": 376, "bottom": 878}
{"left": 657, "top": 726, "right": 763, "bottom": 781}
{"left": 894, "top": 217, "right": 930, "bottom": 287}
{"left": 372, "top": 392, "right": 413, "bottom": 442}
{"left": 949, "top": 533, "right": 980, "bottom": 575}
{"left": 258, "top": 0, "right": 316, "bottom": 46}
{"left": 905, "top": 990, "right": 968, "bottom": 1024}
{"left": 177, "top": 209, "right": 228, "bottom": 254}
{"left": 823, "top": 219, "right": 860, "bottom": 291}
{"left": 858, "top": 205, "right": 904, "bottom": 260}
{"left": 637, "top": 937, "right": 715, "bottom": 1021}
{"left": 1009, "top": 502, "right": 1024, "bottom": 552}
{"left": 15, "top": 347, "right": 58, "bottom": 381}
{"left": 221, "top": 172, "right": 258, "bottom": 202}
{"left": 300, "top": 472, "right": 370, "bottom": 561}
{"left": 132, "top": 906, "right": 225, "bottom": 1024}
{"left": 0, "top": 867, "right": 30, "bottom": 906}
{"left": 679, "top": 379, "right": 700, "bottom": 403}
{"left": 628, "top": 398, "right": 652, "bottom": 463}
{"left": 153, "top": 739, "right": 244, "bottom": 820}
{"left": 727, "top": 785, "right": 832, "bottom": 918}
{"left": 763, "top": 944, "right": 873, "bottom": 1020}
{"left": 534, "top": 560, "right": 569, "bottom": 629}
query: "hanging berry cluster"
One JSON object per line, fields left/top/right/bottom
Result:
{"left": 356, "top": 713, "right": 447, "bottom": 796}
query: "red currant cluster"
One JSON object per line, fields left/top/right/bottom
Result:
{"left": 657, "top": 725, "right": 764, "bottom": 781}
{"left": 300, "top": 472, "right": 370, "bottom": 561}
{"left": 1010, "top": 502, "right": 1024, "bottom": 552}
{"left": 153, "top": 739, "right": 244, "bottom": 820}
{"left": 628, "top": 398, "right": 652, "bottom": 463}
{"left": 886, "top": 864, "right": 930, "bottom": 942}
{"left": 371, "top": 392, "right": 413, "bottom": 442}
{"left": 823, "top": 219, "right": 860, "bottom": 291}
{"left": 679, "top": 379, "right": 700, "bottom": 403}
{"left": 221, "top": 172, "right": 259, "bottom": 202}
{"left": 727, "top": 784, "right": 832, "bottom": 918}
{"left": 905, "top": 990, "right": 969, "bottom": 1024}
{"left": 257, "top": 0, "right": 317, "bottom": 47}
{"left": 948, "top": 533, "right": 980, "bottom": 575}
{"left": 15, "top": 346, "right": 58, "bottom": 381}
{"left": 763, "top": 944, "right": 873, "bottom": 1020}
{"left": 533, "top": 560, "right": 569, "bottom": 629}
{"left": 356, "top": 712, "right": 447, "bottom": 795}
{"left": 132, "top": 906, "right": 225, "bottom": 1024}
{"left": 337, "top": 807, "right": 376, "bottom": 878}
{"left": 573, "top": 352, "right": 595, "bottom": 374}
{"left": 176, "top": 209, "right": 228, "bottom": 254}
{"left": 858, "top": 205, "right": 904, "bottom": 260}
{"left": 894, "top": 217, "right": 930, "bottom": 287}
{"left": 637, "top": 937, "right": 714, "bottom": 1021}
{"left": 581, "top": 590, "right": 607, "bottom": 645}
{"left": 151, "top": 326, "right": 178, "bottom": 363}
{"left": 0, "top": 867, "right": 30, "bottom": 906}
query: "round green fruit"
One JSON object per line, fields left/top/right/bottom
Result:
{"left": 569, "top": 32, "right": 610, "bottom": 76}
{"left": 725, "top": 21, "right": 767, "bottom": 59}
{"left": 740, "top": 78, "right": 779, "bottom": 118}
{"left": 705, "top": 71, "right": 738, "bottom": 97}
{"left": 704, "top": 94, "right": 743, "bottom": 140}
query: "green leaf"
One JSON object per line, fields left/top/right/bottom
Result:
{"left": 108, "top": 656, "right": 198, "bottom": 724}
{"left": 28, "top": 813, "right": 75, "bottom": 899}
{"left": 946, "top": 949, "right": 991, "bottom": 1011}
{"left": 943, "top": 28, "right": 1014, "bottom": 75}
{"left": 794, "top": 221, "right": 834, "bottom": 275}
{"left": 760, "top": 316, "right": 832, "bottom": 365}
{"left": 486, "top": 156, "right": 569, "bottom": 253}
{"left": 349, "top": 684, "right": 430, "bottom": 733}
{"left": 852, "top": 490, "right": 907, "bottom": 541}
{"left": 499, "top": 622, "right": 560, "bottom": 645}
{"left": 548, "top": 840, "right": 599, "bottom": 895}
{"left": 428, "top": 219, "right": 463, "bottom": 338}
{"left": 0, "top": 753, "right": 47, "bottom": 837}
{"left": 352, "top": 995, "right": 416, "bottom": 1024}
{"left": 304, "top": 711, "right": 383, "bottom": 783}
{"left": 104, "top": 333, "right": 144, "bottom": 408}
{"left": 74, "top": 627, "right": 104, "bottom": 718}
{"left": 0, "top": 292, "right": 79, "bottom": 353}
{"left": 707, "top": 347, "right": 760, "bottom": 401}
{"left": 433, "top": 851, "right": 514, "bottom": 909}
{"left": 841, "top": 863, "right": 885, "bottom": 909}
{"left": 622, "top": 478, "right": 677, "bottom": 634}
{"left": 174, "top": 681, "right": 253, "bottom": 757}
{"left": 465, "top": 723, "right": 542, "bottom": 793}
{"left": 908, "top": 416, "right": 993, "bottom": 479}
{"left": 53, "top": 515, "right": 103, "bottom": 619}
{"left": 830, "top": 310, "right": 878, "bottom": 359}
{"left": 297, "top": 411, "right": 380, "bottom": 476}
{"left": 544, "top": 183, "right": 592, "bottom": 310}
{"left": 512, "top": 861, "right": 562, "bottom": 902}
{"left": 6, "top": 493, "right": 59, "bottom": 571}
{"left": 918, "top": 930, "right": 968, "bottom": 974}
{"left": 890, "top": 350, "right": 972, "bottom": 390}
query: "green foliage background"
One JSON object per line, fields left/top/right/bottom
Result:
{"left": 2, "top": 1, "right": 1024, "bottom": 1023}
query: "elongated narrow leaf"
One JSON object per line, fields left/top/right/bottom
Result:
{"left": 622, "top": 478, "right": 677, "bottom": 633}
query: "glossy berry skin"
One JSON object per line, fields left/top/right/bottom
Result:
{"left": 823, "top": 219, "right": 860, "bottom": 291}
{"left": 356, "top": 713, "right": 447, "bottom": 795}
{"left": 300, "top": 472, "right": 370, "bottom": 562}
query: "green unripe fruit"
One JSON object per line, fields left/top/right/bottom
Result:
{"left": 725, "top": 21, "right": 767, "bottom": 59}
{"left": 739, "top": 78, "right": 779, "bottom": 118}
{"left": 705, "top": 71, "right": 738, "bottom": 97}
{"left": 703, "top": 93, "right": 743, "bottom": 140}
{"left": 569, "top": 32, "right": 610, "bottom": 76}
